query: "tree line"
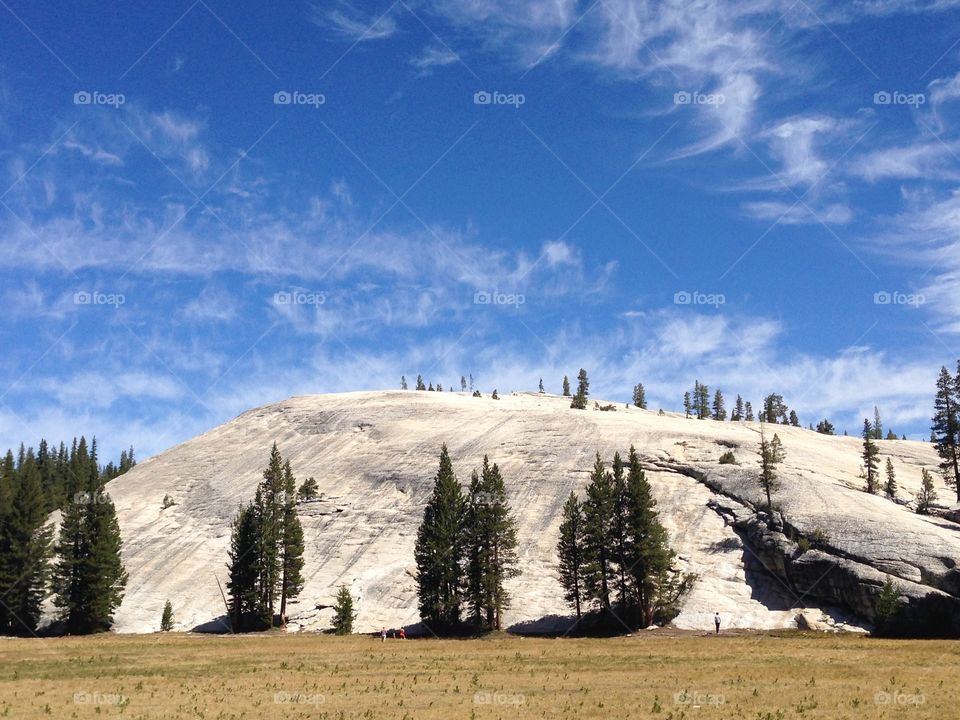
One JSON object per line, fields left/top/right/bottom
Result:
{"left": 0, "top": 437, "right": 131, "bottom": 636}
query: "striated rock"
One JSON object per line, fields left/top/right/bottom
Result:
{"left": 44, "top": 391, "right": 959, "bottom": 636}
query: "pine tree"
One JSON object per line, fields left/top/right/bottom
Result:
{"left": 279, "top": 460, "right": 305, "bottom": 625}
{"left": 297, "top": 476, "right": 319, "bottom": 501}
{"left": 414, "top": 445, "right": 466, "bottom": 633}
{"left": 469, "top": 374, "right": 475, "bottom": 392}
{"left": 683, "top": 392, "right": 692, "bottom": 419}
{"left": 461, "top": 376, "right": 467, "bottom": 392}
{"left": 160, "top": 600, "right": 174, "bottom": 632}
{"left": 539, "top": 378, "right": 545, "bottom": 393}
{"left": 732, "top": 395, "right": 744, "bottom": 421}
{"left": 52, "top": 437, "right": 127, "bottom": 634}
{"left": 557, "top": 492, "right": 586, "bottom": 622}
{"left": 862, "top": 420, "right": 880, "bottom": 494}
{"left": 884, "top": 458, "right": 897, "bottom": 498}
{"left": 570, "top": 369, "right": 589, "bottom": 409}
{"left": 582, "top": 453, "right": 614, "bottom": 614}
{"left": 931, "top": 366, "right": 960, "bottom": 501}
{"left": 256, "top": 444, "right": 285, "bottom": 626}
{"left": 401, "top": 375, "right": 408, "bottom": 390}
{"left": 788, "top": 410, "right": 800, "bottom": 427}
{"left": 917, "top": 468, "right": 937, "bottom": 514}
{"left": 0, "top": 450, "right": 53, "bottom": 635}
{"left": 562, "top": 376, "right": 571, "bottom": 397}
{"left": 464, "top": 457, "right": 519, "bottom": 631}
{"left": 416, "top": 375, "right": 426, "bottom": 391}
{"left": 763, "top": 394, "right": 788, "bottom": 424}
{"left": 874, "top": 406, "right": 883, "bottom": 440}
{"left": 491, "top": 389, "right": 499, "bottom": 399}
{"left": 632, "top": 384, "right": 647, "bottom": 409}
{"left": 428, "top": 382, "right": 434, "bottom": 391}
{"left": 623, "top": 446, "right": 676, "bottom": 628}
{"left": 609, "top": 452, "right": 630, "bottom": 607}
{"left": 886, "top": 430, "right": 898, "bottom": 440}
{"left": 816, "top": 419, "right": 835, "bottom": 435}
{"left": 758, "top": 426, "right": 785, "bottom": 512}
{"left": 745, "top": 401, "right": 755, "bottom": 421}
{"left": 227, "top": 503, "right": 263, "bottom": 631}
{"left": 712, "top": 390, "right": 726, "bottom": 421}
{"left": 332, "top": 585, "right": 356, "bottom": 635}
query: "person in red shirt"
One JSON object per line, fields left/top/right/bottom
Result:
{"left": 399, "top": 627, "right": 406, "bottom": 639}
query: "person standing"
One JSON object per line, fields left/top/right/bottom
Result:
{"left": 380, "top": 627, "right": 387, "bottom": 642}
{"left": 714, "top": 612, "right": 721, "bottom": 634}
{"left": 399, "top": 626, "right": 406, "bottom": 640}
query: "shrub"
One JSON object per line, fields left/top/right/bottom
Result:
{"left": 161, "top": 494, "right": 176, "bottom": 509}
{"left": 298, "top": 477, "right": 319, "bottom": 502}
{"left": 718, "top": 451, "right": 738, "bottom": 465}
{"left": 873, "top": 577, "right": 903, "bottom": 637}
{"left": 332, "top": 586, "right": 357, "bottom": 635}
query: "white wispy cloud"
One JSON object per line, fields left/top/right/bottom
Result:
{"left": 312, "top": 1, "right": 399, "bottom": 41}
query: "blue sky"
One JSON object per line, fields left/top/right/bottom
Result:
{"left": 2, "top": 0, "right": 960, "bottom": 460}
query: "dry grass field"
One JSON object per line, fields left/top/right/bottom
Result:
{"left": 1, "top": 630, "right": 957, "bottom": 719}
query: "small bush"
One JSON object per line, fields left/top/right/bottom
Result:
{"left": 472, "top": 390, "right": 482, "bottom": 398}
{"left": 873, "top": 577, "right": 903, "bottom": 637}
{"left": 161, "top": 494, "right": 176, "bottom": 509}
{"left": 718, "top": 451, "right": 738, "bottom": 465}
{"left": 492, "top": 389, "right": 500, "bottom": 399}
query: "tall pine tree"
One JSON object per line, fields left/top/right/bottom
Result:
{"left": 414, "top": 445, "right": 466, "bottom": 633}
{"left": 932, "top": 366, "right": 960, "bottom": 501}
{"left": 862, "top": 420, "right": 880, "bottom": 494}
{"left": 557, "top": 492, "right": 586, "bottom": 622}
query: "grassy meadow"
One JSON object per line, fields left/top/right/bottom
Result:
{"left": 0, "top": 630, "right": 957, "bottom": 719}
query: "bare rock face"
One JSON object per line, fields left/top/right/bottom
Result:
{"left": 64, "top": 391, "right": 960, "bottom": 636}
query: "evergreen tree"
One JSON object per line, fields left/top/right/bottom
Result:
{"left": 788, "top": 410, "right": 800, "bottom": 427}
{"left": 562, "top": 375, "right": 571, "bottom": 397}
{"left": 632, "top": 384, "right": 647, "bottom": 409}
{"left": 712, "top": 390, "right": 726, "bottom": 421}
{"left": 414, "top": 445, "right": 466, "bottom": 632}
{"left": 52, "top": 437, "right": 127, "bottom": 634}
{"left": 763, "top": 394, "right": 788, "bottom": 424}
{"left": 884, "top": 458, "right": 897, "bottom": 498}
{"left": 683, "top": 392, "right": 692, "bottom": 419}
{"left": 557, "top": 492, "right": 586, "bottom": 622}
{"left": 461, "top": 376, "right": 467, "bottom": 392}
{"left": 886, "top": 430, "right": 898, "bottom": 440}
{"left": 623, "top": 446, "right": 676, "bottom": 628}
{"left": 816, "top": 419, "right": 835, "bottom": 435}
{"left": 745, "top": 401, "right": 755, "bottom": 421}
{"left": 862, "top": 420, "right": 880, "bottom": 494}
{"left": 226, "top": 503, "right": 263, "bottom": 631}
{"left": 570, "top": 369, "right": 589, "bottom": 409}
{"left": 416, "top": 375, "right": 426, "bottom": 391}
{"left": 469, "top": 374, "right": 475, "bottom": 392}
{"left": 874, "top": 406, "right": 883, "bottom": 440}
{"left": 464, "top": 457, "right": 519, "bottom": 630}
{"left": 582, "top": 453, "right": 614, "bottom": 613}
{"left": 917, "top": 468, "right": 937, "bottom": 514}
{"left": 256, "top": 444, "right": 285, "bottom": 625}
{"left": 609, "top": 452, "right": 630, "bottom": 607}
{"left": 0, "top": 450, "right": 53, "bottom": 635}
{"left": 428, "top": 382, "right": 434, "bottom": 391}
{"left": 332, "top": 585, "right": 356, "bottom": 635}
{"left": 160, "top": 600, "right": 174, "bottom": 632}
{"left": 757, "top": 426, "right": 785, "bottom": 511}
{"left": 491, "top": 389, "right": 499, "bottom": 400}
{"left": 297, "top": 476, "right": 319, "bottom": 502}
{"left": 732, "top": 395, "right": 744, "bottom": 421}
{"left": 401, "top": 375, "right": 408, "bottom": 390}
{"left": 931, "top": 366, "right": 960, "bottom": 501}
{"left": 279, "top": 460, "right": 305, "bottom": 624}
{"left": 539, "top": 378, "right": 545, "bottom": 393}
